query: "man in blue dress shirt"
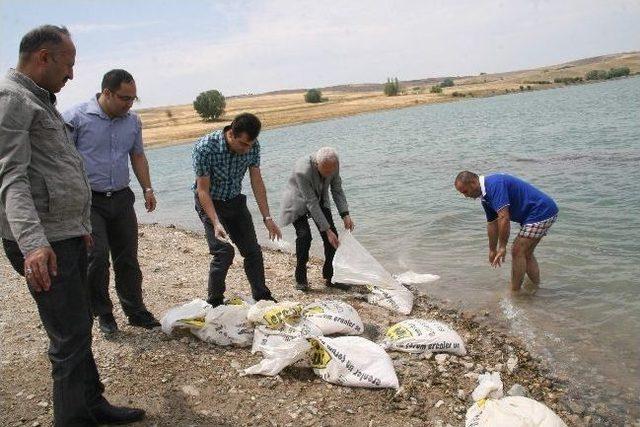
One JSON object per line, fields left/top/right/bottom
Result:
{"left": 455, "top": 171, "right": 559, "bottom": 291}
{"left": 64, "top": 69, "right": 159, "bottom": 334}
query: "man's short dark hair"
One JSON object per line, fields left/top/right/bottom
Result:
{"left": 19, "top": 25, "right": 70, "bottom": 61}
{"left": 101, "top": 69, "right": 134, "bottom": 92}
{"left": 231, "top": 113, "right": 261, "bottom": 141}
{"left": 455, "top": 171, "right": 478, "bottom": 185}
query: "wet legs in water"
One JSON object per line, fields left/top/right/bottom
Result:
{"left": 511, "top": 236, "right": 542, "bottom": 291}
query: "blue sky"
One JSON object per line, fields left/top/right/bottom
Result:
{"left": 1, "top": 0, "right": 639, "bottom": 110}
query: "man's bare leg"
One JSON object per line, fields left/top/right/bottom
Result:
{"left": 525, "top": 237, "right": 542, "bottom": 286}
{"left": 511, "top": 236, "right": 541, "bottom": 291}
{"left": 510, "top": 237, "right": 529, "bottom": 291}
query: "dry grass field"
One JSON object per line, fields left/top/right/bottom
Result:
{"left": 137, "top": 52, "right": 640, "bottom": 148}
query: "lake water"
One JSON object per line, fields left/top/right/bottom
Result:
{"left": 136, "top": 77, "right": 640, "bottom": 418}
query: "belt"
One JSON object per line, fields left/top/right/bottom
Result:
{"left": 92, "top": 187, "right": 129, "bottom": 198}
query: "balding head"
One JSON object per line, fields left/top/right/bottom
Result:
{"left": 315, "top": 147, "right": 339, "bottom": 177}
{"left": 17, "top": 25, "right": 75, "bottom": 93}
{"left": 455, "top": 171, "right": 482, "bottom": 199}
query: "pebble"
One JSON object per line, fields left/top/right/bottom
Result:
{"left": 507, "top": 384, "right": 528, "bottom": 397}
{"left": 568, "top": 400, "right": 585, "bottom": 415}
{"left": 435, "top": 354, "right": 448, "bottom": 364}
{"left": 464, "top": 372, "right": 479, "bottom": 380}
{"left": 462, "top": 361, "right": 475, "bottom": 370}
{"left": 36, "top": 401, "right": 48, "bottom": 408}
{"left": 506, "top": 356, "right": 518, "bottom": 373}
{"left": 181, "top": 385, "right": 200, "bottom": 397}
{"left": 434, "top": 400, "right": 445, "bottom": 408}
{"left": 457, "top": 389, "right": 466, "bottom": 400}
{"left": 420, "top": 352, "right": 433, "bottom": 360}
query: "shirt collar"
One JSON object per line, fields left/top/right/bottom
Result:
{"left": 479, "top": 175, "right": 487, "bottom": 197}
{"left": 7, "top": 68, "right": 56, "bottom": 105}
{"left": 86, "top": 94, "right": 113, "bottom": 119}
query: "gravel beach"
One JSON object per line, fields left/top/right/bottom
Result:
{"left": 0, "top": 224, "right": 625, "bottom": 426}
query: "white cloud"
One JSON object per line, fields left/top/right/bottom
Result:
{"left": 67, "top": 20, "right": 163, "bottom": 34}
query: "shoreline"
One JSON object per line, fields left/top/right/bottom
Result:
{"left": 1, "top": 223, "right": 630, "bottom": 426}
{"left": 138, "top": 70, "right": 640, "bottom": 150}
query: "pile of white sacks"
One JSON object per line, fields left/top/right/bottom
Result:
{"left": 160, "top": 232, "right": 566, "bottom": 426}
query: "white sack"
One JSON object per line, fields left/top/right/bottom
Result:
{"left": 466, "top": 372, "right": 567, "bottom": 427}
{"left": 251, "top": 322, "right": 322, "bottom": 354}
{"left": 381, "top": 319, "right": 467, "bottom": 356}
{"left": 160, "top": 298, "right": 210, "bottom": 335}
{"left": 301, "top": 300, "right": 364, "bottom": 335}
{"left": 394, "top": 271, "right": 440, "bottom": 284}
{"left": 331, "top": 231, "right": 398, "bottom": 289}
{"left": 366, "top": 285, "right": 414, "bottom": 315}
{"left": 190, "top": 304, "right": 253, "bottom": 347}
{"left": 246, "top": 300, "right": 303, "bottom": 328}
{"left": 245, "top": 336, "right": 399, "bottom": 389}
{"left": 309, "top": 336, "right": 399, "bottom": 389}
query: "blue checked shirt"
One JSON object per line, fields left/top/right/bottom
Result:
{"left": 192, "top": 127, "right": 260, "bottom": 201}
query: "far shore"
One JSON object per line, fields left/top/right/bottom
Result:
{"left": 137, "top": 52, "right": 640, "bottom": 149}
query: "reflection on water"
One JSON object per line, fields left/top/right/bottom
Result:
{"left": 136, "top": 77, "right": 640, "bottom": 417}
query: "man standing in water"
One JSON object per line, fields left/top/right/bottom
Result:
{"left": 280, "top": 147, "right": 354, "bottom": 291}
{"left": 454, "top": 171, "right": 558, "bottom": 291}
{"left": 63, "top": 69, "right": 160, "bottom": 335}
{"left": 192, "top": 113, "right": 281, "bottom": 306}
{"left": 0, "top": 25, "right": 145, "bottom": 425}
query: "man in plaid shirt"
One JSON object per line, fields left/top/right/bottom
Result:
{"left": 192, "top": 113, "right": 281, "bottom": 306}
{"left": 454, "top": 172, "right": 558, "bottom": 292}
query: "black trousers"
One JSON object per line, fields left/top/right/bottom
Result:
{"left": 3, "top": 238, "right": 104, "bottom": 427}
{"left": 292, "top": 207, "right": 337, "bottom": 283}
{"left": 195, "top": 193, "right": 272, "bottom": 305}
{"left": 89, "top": 187, "right": 146, "bottom": 318}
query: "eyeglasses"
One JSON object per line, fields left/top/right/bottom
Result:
{"left": 114, "top": 94, "right": 139, "bottom": 103}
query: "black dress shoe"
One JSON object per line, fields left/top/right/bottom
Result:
{"left": 98, "top": 313, "right": 118, "bottom": 335}
{"left": 128, "top": 311, "right": 160, "bottom": 329}
{"left": 92, "top": 398, "right": 145, "bottom": 425}
{"left": 296, "top": 281, "right": 309, "bottom": 291}
{"left": 325, "top": 280, "right": 352, "bottom": 291}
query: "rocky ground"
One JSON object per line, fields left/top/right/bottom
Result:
{"left": 0, "top": 224, "right": 632, "bottom": 426}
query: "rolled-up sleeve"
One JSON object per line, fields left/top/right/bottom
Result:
{"left": 0, "top": 92, "right": 49, "bottom": 253}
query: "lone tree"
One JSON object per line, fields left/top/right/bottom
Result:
{"left": 383, "top": 77, "right": 400, "bottom": 96}
{"left": 441, "top": 78, "right": 455, "bottom": 87}
{"left": 304, "top": 88, "right": 323, "bottom": 103}
{"left": 193, "top": 89, "right": 226, "bottom": 121}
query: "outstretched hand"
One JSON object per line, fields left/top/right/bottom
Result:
{"left": 343, "top": 215, "right": 354, "bottom": 231}
{"left": 265, "top": 218, "right": 282, "bottom": 241}
{"left": 491, "top": 247, "right": 507, "bottom": 268}
{"left": 326, "top": 229, "right": 339, "bottom": 249}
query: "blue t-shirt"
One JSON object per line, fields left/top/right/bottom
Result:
{"left": 481, "top": 174, "right": 558, "bottom": 225}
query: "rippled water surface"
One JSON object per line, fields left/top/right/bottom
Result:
{"left": 137, "top": 77, "right": 640, "bottom": 416}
